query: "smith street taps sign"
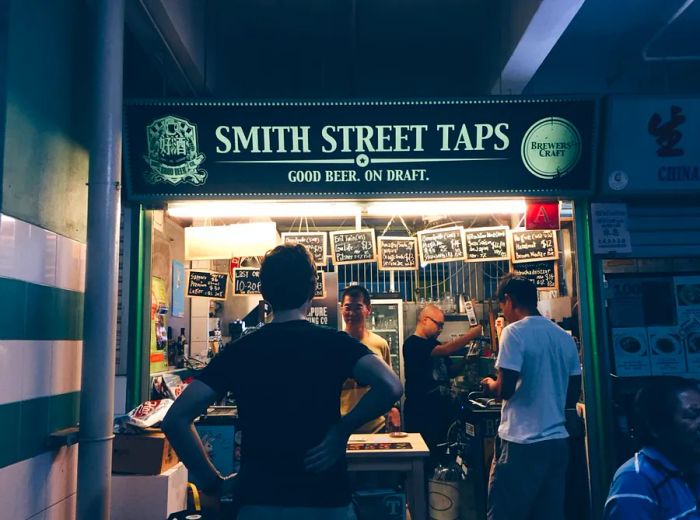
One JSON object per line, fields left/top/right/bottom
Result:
{"left": 123, "top": 98, "right": 597, "bottom": 202}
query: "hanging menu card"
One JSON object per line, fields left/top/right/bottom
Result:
{"left": 514, "top": 261, "right": 558, "bottom": 290}
{"left": 417, "top": 226, "right": 466, "bottom": 265}
{"left": 377, "top": 237, "right": 418, "bottom": 271}
{"left": 281, "top": 231, "right": 328, "bottom": 266}
{"left": 330, "top": 229, "right": 376, "bottom": 265}
{"left": 314, "top": 271, "right": 326, "bottom": 298}
{"left": 187, "top": 271, "right": 228, "bottom": 300}
{"left": 511, "top": 229, "right": 558, "bottom": 263}
{"left": 464, "top": 226, "right": 510, "bottom": 262}
{"left": 232, "top": 268, "right": 262, "bottom": 295}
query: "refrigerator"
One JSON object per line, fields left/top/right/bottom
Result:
{"left": 369, "top": 299, "right": 406, "bottom": 387}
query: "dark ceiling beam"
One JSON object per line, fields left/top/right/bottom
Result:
{"left": 491, "top": 0, "right": 584, "bottom": 95}
{"left": 125, "top": 0, "right": 209, "bottom": 96}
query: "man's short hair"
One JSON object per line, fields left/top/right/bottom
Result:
{"left": 341, "top": 284, "right": 371, "bottom": 306}
{"left": 632, "top": 376, "right": 700, "bottom": 446}
{"left": 497, "top": 273, "right": 537, "bottom": 310}
{"left": 260, "top": 244, "right": 316, "bottom": 311}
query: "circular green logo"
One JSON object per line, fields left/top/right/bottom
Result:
{"left": 521, "top": 117, "right": 581, "bottom": 179}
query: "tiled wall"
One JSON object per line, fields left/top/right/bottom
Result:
{"left": 0, "top": 213, "right": 84, "bottom": 519}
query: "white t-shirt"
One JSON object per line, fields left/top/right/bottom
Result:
{"left": 495, "top": 315, "right": 581, "bottom": 444}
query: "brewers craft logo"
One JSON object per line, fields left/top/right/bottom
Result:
{"left": 520, "top": 117, "right": 581, "bottom": 180}
{"left": 144, "top": 116, "right": 207, "bottom": 185}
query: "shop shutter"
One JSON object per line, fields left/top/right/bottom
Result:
{"left": 626, "top": 204, "right": 700, "bottom": 258}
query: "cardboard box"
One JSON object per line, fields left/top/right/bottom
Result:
{"left": 113, "top": 430, "right": 179, "bottom": 475}
{"left": 111, "top": 462, "right": 188, "bottom": 520}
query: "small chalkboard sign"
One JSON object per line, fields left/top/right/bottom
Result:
{"left": 187, "top": 271, "right": 228, "bottom": 300}
{"left": 330, "top": 229, "right": 376, "bottom": 265}
{"left": 281, "top": 232, "right": 327, "bottom": 266}
{"left": 514, "top": 261, "right": 558, "bottom": 290}
{"left": 417, "top": 226, "right": 466, "bottom": 265}
{"left": 378, "top": 237, "right": 418, "bottom": 271}
{"left": 232, "top": 268, "right": 262, "bottom": 295}
{"left": 314, "top": 271, "right": 326, "bottom": 298}
{"left": 511, "top": 229, "right": 558, "bottom": 263}
{"left": 464, "top": 226, "right": 510, "bottom": 262}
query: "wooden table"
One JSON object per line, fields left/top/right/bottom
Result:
{"left": 346, "top": 433, "right": 430, "bottom": 520}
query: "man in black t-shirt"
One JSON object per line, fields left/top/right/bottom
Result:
{"left": 403, "top": 304, "right": 482, "bottom": 458}
{"left": 163, "top": 245, "right": 402, "bottom": 520}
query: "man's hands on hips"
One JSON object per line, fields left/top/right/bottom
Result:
{"left": 304, "top": 422, "right": 352, "bottom": 473}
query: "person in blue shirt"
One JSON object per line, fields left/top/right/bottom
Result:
{"left": 603, "top": 376, "right": 700, "bottom": 519}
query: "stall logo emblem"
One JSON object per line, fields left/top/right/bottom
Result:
{"left": 144, "top": 115, "right": 207, "bottom": 186}
{"left": 520, "top": 117, "right": 581, "bottom": 180}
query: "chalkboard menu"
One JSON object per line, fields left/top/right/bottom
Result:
{"left": 464, "top": 226, "right": 510, "bottom": 262}
{"left": 377, "top": 237, "right": 418, "bottom": 271}
{"left": 232, "top": 268, "right": 262, "bottom": 295}
{"left": 511, "top": 229, "right": 558, "bottom": 263}
{"left": 314, "top": 271, "right": 326, "bottom": 298}
{"left": 281, "top": 232, "right": 327, "bottom": 266}
{"left": 187, "top": 271, "right": 228, "bottom": 300}
{"left": 514, "top": 261, "right": 558, "bottom": 290}
{"left": 330, "top": 229, "right": 376, "bottom": 265}
{"left": 417, "top": 226, "right": 466, "bottom": 265}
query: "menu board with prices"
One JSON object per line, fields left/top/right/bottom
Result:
{"left": 314, "top": 271, "right": 326, "bottom": 298}
{"left": 232, "top": 268, "right": 262, "bottom": 295}
{"left": 377, "top": 237, "right": 418, "bottom": 271}
{"left": 330, "top": 229, "right": 376, "bottom": 265}
{"left": 514, "top": 261, "right": 558, "bottom": 290}
{"left": 511, "top": 229, "right": 558, "bottom": 263}
{"left": 464, "top": 226, "right": 510, "bottom": 262}
{"left": 281, "top": 232, "right": 328, "bottom": 266}
{"left": 417, "top": 226, "right": 466, "bottom": 265}
{"left": 187, "top": 271, "right": 228, "bottom": 300}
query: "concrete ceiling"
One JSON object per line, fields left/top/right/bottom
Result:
{"left": 124, "top": 0, "right": 700, "bottom": 98}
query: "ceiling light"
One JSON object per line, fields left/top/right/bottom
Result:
{"left": 364, "top": 199, "right": 526, "bottom": 217}
{"left": 168, "top": 200, "right": 361, "bottom": 218}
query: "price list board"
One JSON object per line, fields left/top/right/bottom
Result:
{"left": 417, "top": 226, "right": 466, "bottom": 265}
{"left": 514, "top": 261, "right": 558, "bottom": 290}
{"left": 330, "top": 229, "right": 377, "bottom": 265}
{"left": 377, "top": 237, "right": 418, "bottom": 271}
{"left": 511, "top": 229, "right": 558, "bottom": 263}
{"left": 464, "top": 226, "right": 510, "bottom": 262}
{"left": 281, "top": 231, "right": 328, "bottom": 266}
{"left": 187, "top": 271, "right": 228, "bottom": 300}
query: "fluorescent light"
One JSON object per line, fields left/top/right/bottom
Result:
{"left": 185, "top": 222, "right": 280, "bottom": 260}
{"left": 168, "top": 201, "right": 361, "bottom": 218}
{"left": 364, "top": 199, "right": 526, "bottom": 217}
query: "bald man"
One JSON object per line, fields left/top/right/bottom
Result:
{"left": 403, "top": 304, "right": 482, "bottom": 458}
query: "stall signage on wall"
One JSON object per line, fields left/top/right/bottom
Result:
{"left": 602, "top": 96, "right": 700, "bottom": 195}
{"left": 591, "top": 203, "right": 632, "bottom": 254}
{"left": 124, "top": 98, "right": 596, "bottom": 201}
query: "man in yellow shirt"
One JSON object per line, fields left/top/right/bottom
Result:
{"left": 340, "top": 285, "right": 397, "bottom": 433}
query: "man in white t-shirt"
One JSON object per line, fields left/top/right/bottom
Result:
{"left": 481, "top": 274, "right": 581, "bottom": 520}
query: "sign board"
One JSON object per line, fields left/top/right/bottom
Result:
{"left": 591, "top": 203, "right": 632, "bottom": 254}
{"left": 124, "top": 99, "right": 596, "bottom": 203}
{"left": 525, "top": 201, "right": 560, "bottom": 230}
{"left": 330, "top": 229, "right": 376, "bottom": 265}
{"left": 281, "top": 232, "right": 327, "bottom": 266}
{"left": 510, "top": 229, "right": 558, "bottom": 263}
{"left": 514, "top": 261, "right": 558, "bottom": 290}
{"left": 377, "top": 236, "right": 418, "bottom": 271}
{"left": 314, "top": 271, "right": 326, "bottom": 298}
{"left": 464, "top": 226, "right": 510, "bottom": 262}
{"left": 187, "top": 270, "right": 228, "bottom": 300}
{"left": 417, "top": 227, "right": 466, "bottom": 265}
{"left": 602, "top": 96, "right": 700, "bottom": 195}
{"left": 232, "top": 268, "right": 262, "bottom": 295}
{"left": 307, "top": 271, "right": 338, "bottom": 329}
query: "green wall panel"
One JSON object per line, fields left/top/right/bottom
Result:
{"left": 0, "top": 277, "right": 83, "bottom": 340}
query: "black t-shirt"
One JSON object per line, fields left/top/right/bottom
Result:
{"left": 197, "top": 320, "right": 371, "bottom": 508}
{"left": 402, "top": 334, "right": 451, "bottom": 402}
